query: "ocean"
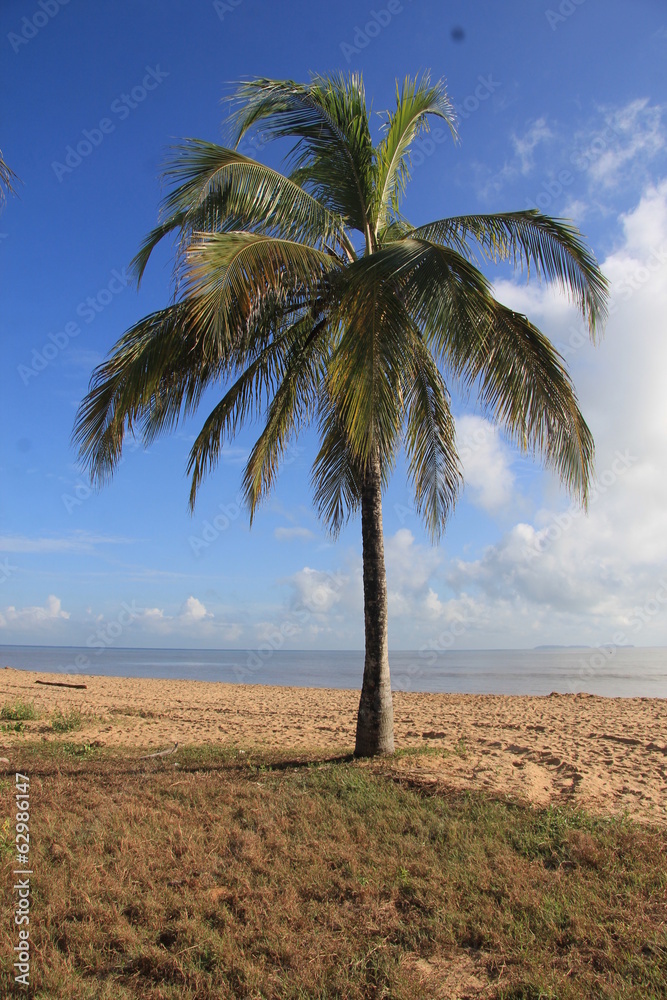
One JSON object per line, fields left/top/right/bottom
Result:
{"left": 1, "top": 645, "right": 666, "bottom": 698}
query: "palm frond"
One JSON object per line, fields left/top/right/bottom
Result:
{"left": 410, "top": 210, "right": 609, "bottom": 335}
{"left": 461, "top": 302, "right": 595, "bottom": 505}
{"left": 326, "top": 266, "right": 415, "bottom": 470}
{"left": 131, "top": 141, "right": 355, "bottom": 286}
{"left": 72, "top": 300, "right": 217, "bottom": 484}
{"left": 130, "top": 211, "right": 190, "bottom": 287}
{"left": 0, "top": 151, "right": 20, "bottom": 209}
{"left": 182, "top": 230, "right": 340, "bottom": 356}
{"left": 403, "top": 329, "right": 461, "bottom": 539}
{"left": 311, "top": 400, "right": 364, "bottom": 536}
{"left": 241, "top": 316, "right": 333, "bottom": 519}
{"left": 399, "top": 248, "right": 594, "bottom": 504}
{"left": 385, "top": 235, "right": 596, "bottom": 503}
{"left": 186, "top": 311, "right": 329, "bottom": 509}
{"left": 228, "top": 74, "right": 375, "bottom": 239}
{"left": 373, "top": 74, "right": 457, "bottom": 235}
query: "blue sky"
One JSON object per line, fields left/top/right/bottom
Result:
{"left": 1, "top": 0, "right": 667, "bottom": 652}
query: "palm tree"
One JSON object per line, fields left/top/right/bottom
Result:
{"left": 73, "top": 73, "right": 608, "bottom": 756}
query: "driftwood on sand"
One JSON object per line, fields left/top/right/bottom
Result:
{"left": 35, "top": 679, "right": 87, "bottom": 690}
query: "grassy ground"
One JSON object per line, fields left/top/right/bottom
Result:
{"left": 1, "top": 740, "right": 666, "bottom": 999}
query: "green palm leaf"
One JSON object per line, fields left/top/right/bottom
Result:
{"left": 72, "top": 299, "right": 220, "bottom": 484}
{"left": 131, "top": 141, "right": 355, "bottom": 286}
{"left": 187, "top": 311, "right": 329, "bottom": 511}
{"left": 373, "top": 74, "right": 457, "bottom": 235}
{"left": 229, "top": 74, "right": 375, "bottom": 241}
{"left": 410, "top": 210, "right": 608, "bottom": 334}
{"left": 402, "top": 329, "right": 461, "bottom": 540}
{"left": 311, "top": 400, "right": 365, "bottom": 536}
{"left": 182, "top": 230, "right": 340, "bottom": 354}
{"left": 241, "top": 316, "right": 332, "bottom": 518}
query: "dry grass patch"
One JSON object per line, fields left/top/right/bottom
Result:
{"left": 0, "top": 743, "right": 665, "bottom": 999}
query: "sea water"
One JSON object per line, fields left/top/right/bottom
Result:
{"left": 1, "top": 645, "right": 666, "bottom": 698}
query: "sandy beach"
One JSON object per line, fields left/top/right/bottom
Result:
{"left": 2, "top": 665, "right": 666, "bottom": 826}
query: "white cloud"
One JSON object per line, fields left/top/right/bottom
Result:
{"left": 288, "top": 567, "right": 347, "bottom": 615}
{"left": 477, "top": 100, "right": 665, "bottom": 207}
{"left": 0, "top": 532, "right": 132, "bottom": 553}
{"left": 142, "top": 607, "right": 166, "bottom": 620}
{"left": 274, "top": 526, "right": 315, "bottom": 542}
{"left": 561, "top": 197, "right": 590, "bottom": 222}
{"left": 455, "top": 415, "right": 516, "bottom": 513}
{"left": 179, "top": 596, "right": 212, "bottom": 623}
{"left": 221, "top": 446, "right": 250, "bottom": 465}
{"left": 385, "top": 529, "right": 441, "bottom": 592}
{"left": 476, "top": 118, "right": 554, "bottom": 196}
{"left": 588, "top": 99, "right": 665, "bottom": 189}
{"left": 442, "top": 177, "right": 667, "bottom": 644}
{"left": 511, "top": 117, "right": 553, "bottom": 175}
{"left": 0, "top": 594, "right": 70, "bottom": 629}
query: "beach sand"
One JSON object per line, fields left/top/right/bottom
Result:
{"left": 2, "top": 665, "right": 666, "bottom": 825}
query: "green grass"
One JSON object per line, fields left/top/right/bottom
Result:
{"left": 50, "top": 707, "right": 83, "bottom": 733}
{"left": 0, "top": 743, "right": 665, "bottom": 999}
{"left": 61, "top": 741, "right": 99, "bottom": 758}
{"left": 1, "top": 698, "right": 38, "bottom": 721}
{"left": 0, "top": 720, "right": 27, "bottom": 733}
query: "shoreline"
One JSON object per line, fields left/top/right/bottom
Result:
{"left": 5, "top": 646, "right": 667, "bottom": 703}
{"left": 2, "top": 664, "right": 666, "bottom": 826}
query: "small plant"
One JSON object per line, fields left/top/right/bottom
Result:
{"left": 0, "top": 720, "right": 25, "bottom": 734}
{"left": 51, "top": 707, "right": 83, "bottom": 733}
{"left": 0, "top": 817, "right": 12, "bottom": 859}
{"left": 396, "top": 866, "right": 411, "bottom": 887}
{"left": 1, "top": 700, "right": 38, "bottom": 721}
{"left": 61, "top": 741, "right": 95, "bottom": 757}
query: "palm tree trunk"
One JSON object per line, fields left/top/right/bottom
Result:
{"left": 354, "top": 453, "right": 394, "bottom": 756}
